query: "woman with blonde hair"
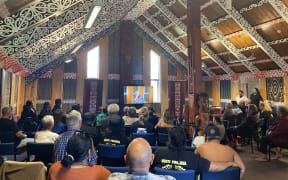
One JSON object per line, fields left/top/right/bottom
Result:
{"left": 259, "top": 101, "right": 273, "bottom": 136}
{"left": 131, "top": 106, "right": 154, "bottom": 133}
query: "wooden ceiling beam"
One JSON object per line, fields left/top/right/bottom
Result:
{"left": 135, "top": 19, "right": 215, "bottom": 77}
{"left": 268, "top": 0, "right": 288, "bottom": 25}
{"left": 177, "top": 0, "right": 259, "bottom": 73}
{"left": 154, "top": 0, "right": 231, "bottom": 75}
{"left": 215, "top": 0, "right": 288, "bottom": 71}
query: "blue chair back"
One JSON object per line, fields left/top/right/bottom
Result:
{"left": 132, "top": 133, "right": 156, "bottom": 146}
{"left": 98, "top": 144, "right": 126, "bottom": 158}
{"left": 154, "top": 167, "right": 196, "bottom": 180}
{"left": 157, "top": 133, "right": 168, "bottom": 146}
{"left": 27, "top": 143, "right": 54, "bottom": 165}
{"left": 151, "top": 146, "right": 168, "bottom": 153}
{"left": 0, "top": 143, "right": 15, "bottom": 160}
{"left": 98, "top": 144, "right": 126, "bottom": 166}
{"left": 104, "top": 166, "right": 129, "bottom": 173}
{"left": 200, "top": 167, "right": 240, "bottom": 180}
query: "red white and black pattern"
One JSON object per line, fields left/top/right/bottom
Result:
{"left": 133, "top": 74, "right": 143, "bottom": 80}
{"left": 39, "top": 71, "right": 53, "bottom": 79}
{"left": 64, "top": 72, "right": 77, "bottom": 79}
{"left": 108, "top": 74, "right": 120, "bottom": 80}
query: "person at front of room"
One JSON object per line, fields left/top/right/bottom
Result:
{"left": 0, "top": 106, "right": 34, "bottom": 149}
{"left": 133, "top": 90, "right": 145, "bottom": 104}
{"left": 153, "top": 127, "right": 238, "bottom": 172}
{"left": 250, "top": 88, "right": 263, "bottom": 108}
{"left": 195, "top": 124, "right": 245, "bottom": 177}
{"left": 48, "top": 133, "right": 110, "bottom": 180}
{"left": 195, "top": 93, "right": 210, "bottom": 136}
{"left": 236, "top": 90, "right": 248, "bottom": 105}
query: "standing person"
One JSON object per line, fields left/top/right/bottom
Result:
{"left": 108, "top": 138, "right": 175, "bottom": 180}
{"left": 236, "top": 90, "right": 248, "bottom": 104}
{"left": 250, "top": 88, "right": 263, "bottom": 108}
{"left": 52, "top": 99, "right": 62, "bottom": 113}
{"left": 48, "top": 133, "right": 110, "bottom": 180}
{"left": 38, "top": 102, "right": 52, "bottom": 123}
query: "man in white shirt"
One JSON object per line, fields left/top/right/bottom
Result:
{"left": 35, "top": 115, "right": 59, "bottom": 143}
{"left": 236, "top": 90, "right": 248, "bottom": 104}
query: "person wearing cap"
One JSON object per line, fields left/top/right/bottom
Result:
{"left": 195, "top": 124, "right": 245, "bottom": 177}
{"left": 153, "top": 127, "right": 237, "bottom": 172}
{"left": 101, "top": 115, "right": 128, "bottom": 145}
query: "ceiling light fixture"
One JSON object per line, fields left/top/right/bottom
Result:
{"left": 71, "top": 44, "right": 83, "bottom": 54}
{"left": 65, "top": 59, "right": 73, "bottom": 63}
{"left": 85, "top": 1, "right": 104, "bottom": 28}
{"left": 228, "top": 56, "right": 256, "bottom": 64}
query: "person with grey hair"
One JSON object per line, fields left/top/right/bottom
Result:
{"left": 100, "top": 104, "right": 121, "bottom": 135}
{"left": 108, "top": 138, "right": 175, "bottom": 180}
{"left": 54, "top": 110, "right": 97, "bottom": 165}
{"left": 35, "top": 115, "right": 59, "bottom": 143}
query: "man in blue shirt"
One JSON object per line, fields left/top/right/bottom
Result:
{"left": 133, "top": 90, "right": 145, "bottom": 104}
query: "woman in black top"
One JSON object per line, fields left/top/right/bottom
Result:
{"left": 38, "top": 102, "right": 52, "bottom": 122}
{"left": 18, "top": 100, "right": 38, "bottom": 131}
{"left": 250, "top": 88, "right": 263, "bottom": 108}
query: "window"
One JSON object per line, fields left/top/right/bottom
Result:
{"left": 150, "top": 50, "right": 161, "bottom": 103}
{"left": 87, "top": 46, "right": 100, "bottom": 79}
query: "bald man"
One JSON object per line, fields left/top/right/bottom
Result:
{"left": 108, "top": 138, "right": 175, "bottom": 180}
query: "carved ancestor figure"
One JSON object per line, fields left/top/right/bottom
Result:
{"left": 195, "top": 93, "right": 210, "bottom": 136}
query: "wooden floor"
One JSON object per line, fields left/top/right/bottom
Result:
{"left": 238, "top": 145, "right": 288, "bottom": 180}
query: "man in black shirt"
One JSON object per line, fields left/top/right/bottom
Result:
{"left": 153, "top": 127, "right": 237, "bottom": 172}
{"left": 101, "top": 115, "right": 128, "bottom": 145}
{"left": 0, "top": 107, "right": 32, "bottom": 148}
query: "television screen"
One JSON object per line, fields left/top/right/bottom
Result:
{"left": 124, "top": 86, "right": 153, "bottom": 104}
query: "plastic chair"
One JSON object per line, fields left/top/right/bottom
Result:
{"left": 157, "top": 133, "right": 168, "bottom": 146}
{"left": 98, "top": 144, "right": 126, "bottom": 166}
{"left": 154, "top": 167, "right": 196, "bottom": 180}
{"left": 200, "top": 167, "right": 240, "bottom": 180}
{"left": 27, "top": 143, "right": 54, "bottom": 165}
{"left": 104, "top": 166, "right": 129, "bottom": 173}
{"left": 0, "top": 143, "right": 15, "bottom": 161}
{"left": 132, "top": 133, "right": 156, "bottom": 146}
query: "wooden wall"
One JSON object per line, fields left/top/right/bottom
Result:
{"left": 212, "top": 80, "right": 221, "bottom": 106}
{"left": 51, "top": 65, "right": 64, "bottom": 108}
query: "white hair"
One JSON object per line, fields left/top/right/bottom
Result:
{"left": 107, "top": 104, "right": 120, "bottom": 114}
{"left": 66, "top": 110, "right": 82, "bottom": 127}
{"left": 41, "top": 115, "right": 54, "bottom": 130}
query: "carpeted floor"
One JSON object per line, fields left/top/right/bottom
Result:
{"left": 237, "top": 145, "right": 288, "bottom": 180}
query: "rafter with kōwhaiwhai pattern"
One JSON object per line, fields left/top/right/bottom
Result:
{"left": 154, "top": 0, "right": 234, "bottom": 75}
{"left": 267, "top": 0, "right": 288, "bottom": 25}
{"left": 215, "top": 0, "right": 288, "bottom": 71}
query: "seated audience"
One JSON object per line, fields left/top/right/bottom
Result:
{"left": 238, "top": 100, "right": 247, "bottom": 119}
{"left": 38, "top": 102, "right": 52, "bottom": 123}
{"left": 100, "top": 104, "right": 120, "bottom": 134}
{"left": 153, "top": 127, "right": 236, "bottom": 172}
{"left": 124, "top": 107, "right": 138, "bottom": 126}
{"left": 101, "top": 115, "right": 128, "bottom": 145}
{"left": 255, "top": 106, "right": 288, "bottom": 161}
{"left": 48, "top": 133, "right": 110, "bottom": 180}
{"left": 54, "top": 110, "right": 97, "bottom": 165}
{"left": 131, "top": 106, "right": 154, "bottom": 134}
{"left": 52, "top": 99, "right": 62, "bottom": 113}
{"left": 96, "top": 106, "right": 109, "bottom": 126}
{"left": 52, "top": 109, "right": 66, "bottom": 134}
{"left": 108, "top": 138, "right": 174, "bottom": 180}
{"left": 148, "top": 106, "right": 159, "bottom": 127}
{"left": 195, "top": 124, "right": 245, "bottom": 177}
{"left": 213, "top": 116, "right": 225, "bottom": 141}
{"left": 18, "top": 100, "right": 38, "bottom": 132}
{"left": 122, "top": 106, "right": 129, "bottom": 122}
{"left": 155, "top": 109, "right": 174, "bottom": 130}
{"left": 259, "top": 101, "right": 273, "bottom": 136}
{"left": 81, "top": 112, "right": 98, "bottom": 136}
{"left": 35, "top": 115, "right": 59, "bottom": 143}
{"left": 0, "top": 107, "right": 34, "bottom": 148}
{"left": 222, "top": 103, "right": 235, "bottom": 127}
{"left": 71, "top": 104, "right": 81, "bottom": 113}
{"left": 237, "top": 104, "right": 259, "bottom": 141}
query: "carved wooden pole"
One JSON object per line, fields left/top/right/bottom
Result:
{"left": 187, "top": 0, "right": 203, "bottom": 124}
